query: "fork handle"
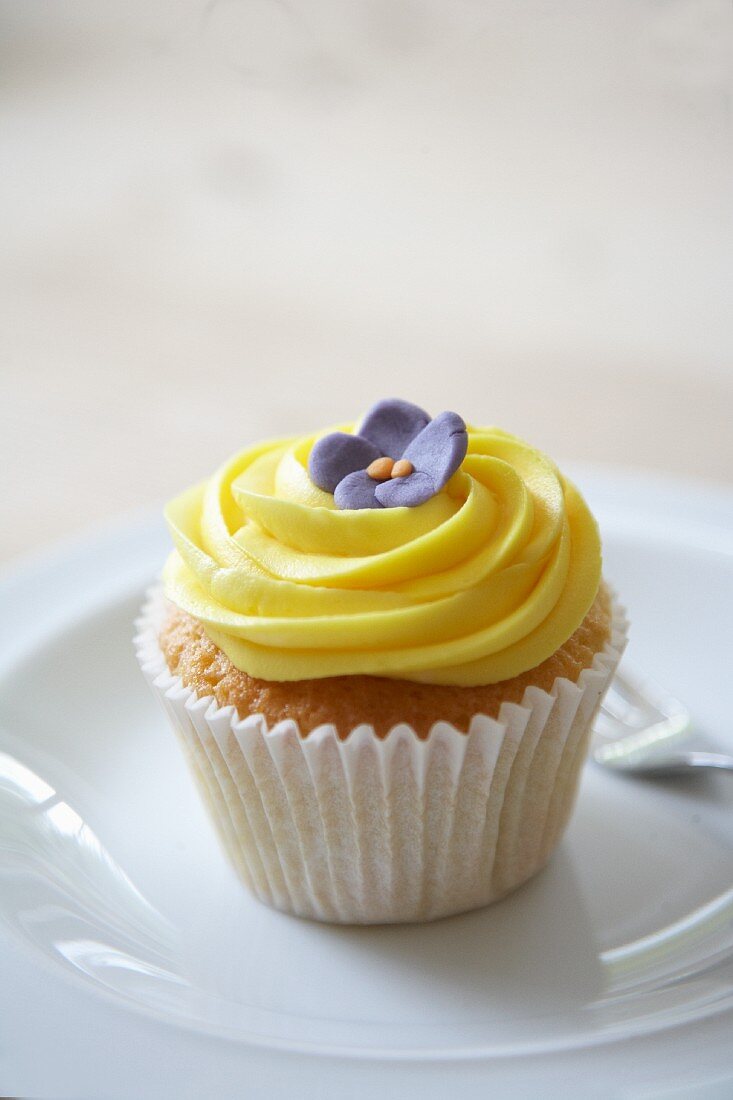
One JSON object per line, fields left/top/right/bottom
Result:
{"left": 686, "top": 752, "right": 733, "bottom": 772}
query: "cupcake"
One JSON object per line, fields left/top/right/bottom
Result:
{"left": 135, "top": 399, "right": 626, "bottom": 924}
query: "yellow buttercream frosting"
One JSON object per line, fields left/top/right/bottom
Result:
{"left": 162, "top": 423, "right": 602, "bottom": 685}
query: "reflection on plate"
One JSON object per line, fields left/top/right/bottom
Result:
{"left": 0, "top": 476, "right": 732, "bottom": 1059}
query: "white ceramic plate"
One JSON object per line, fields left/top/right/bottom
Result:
{"left": 1, "top": 468, "right": 733, "bottom": 1097}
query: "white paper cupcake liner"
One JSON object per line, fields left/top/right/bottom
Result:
{"left": 134, "top": 591, "right": 627, "bottom": 924}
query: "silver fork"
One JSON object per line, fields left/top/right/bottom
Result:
{"left": 593, "top": 664, "right": 733, "bottom": 777}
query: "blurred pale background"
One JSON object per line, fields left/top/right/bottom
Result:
{"left": 2, "top": 0, "right": 732, "bottom": 564}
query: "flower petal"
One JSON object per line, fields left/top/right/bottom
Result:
{"left": 334, "top": 470, "right": 384, "bottom": 510}
{"left": 374, "top": 470, "right": 435, "bottom": 508}
{"left": 358, "top": 398, "right": 431, "bottom": 460}
{"left": 309, "top": 432, "right": 381, "bottom": 494}
{"left": 403, "top": 411, "right": 468, "bottom": 490}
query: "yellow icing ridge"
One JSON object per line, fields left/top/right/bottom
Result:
{"left": 162, "top": 423, "right": 602, "bottom": 685}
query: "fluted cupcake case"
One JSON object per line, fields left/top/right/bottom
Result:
{"left": 135, "top": 592, "right": 627, "bottom": 924}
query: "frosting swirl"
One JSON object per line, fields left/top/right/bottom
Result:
{"left": 163, "top": 423, "right": 602, "bottom": 685}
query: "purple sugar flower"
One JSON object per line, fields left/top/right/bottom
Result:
{"left": 308, "top": 399, "right": 468, "bottom": 510}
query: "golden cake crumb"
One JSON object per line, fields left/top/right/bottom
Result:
{"left": 159, "top": 584, "right": 612, "bottom": 739}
